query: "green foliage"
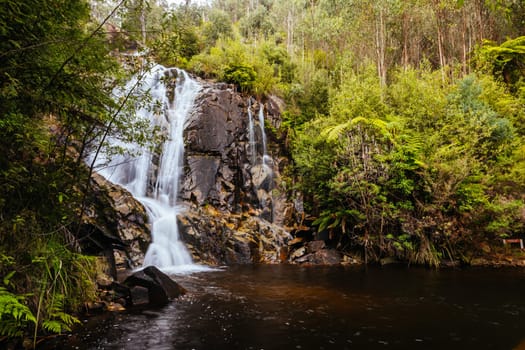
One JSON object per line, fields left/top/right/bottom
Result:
{"left": 152, "top": 13, "right": 202, "bottom": 68}
{"left": 0, "top": 0, "right": 125, "bottom": 342}
{"left": 239, "top": 4, "right": 275, "bottom": 39}
{"left": 475, "top": 36, "right": 525, "bottom": 91}
{"left": 483, "top": 199, "right": 525, "bottom": 238}
{"left": 292, "top": 63, "right": 525, "bottom": 265}
{"left": 224, "top": 63, "right": 257, "bottom": 92}
{"left": 188, "top": 37, "right": 289, "bottom": 96}
{"left": 202, "top": 9, "right": 234, "bottom": 47}
{"left": 0, "top": 274, "right": 36, "bottom": 338}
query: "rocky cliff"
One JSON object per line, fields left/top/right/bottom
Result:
{"left": 178, "top": 82, "right": 296, "bottom": 264}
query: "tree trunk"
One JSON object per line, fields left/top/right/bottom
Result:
{"left": 462, "top": 6, "right": 468, "bottom": 75}
{"left": 287, "top": 8, "right": 294, "bottom": 55}
{"left": 402, "top": 10, "right": 409, "bottom": 70}
{"left": 434, "top": 1, "right": 446, "bottom": 84}
{"left": 140, "top": 0, "right": 147, "bottom": 46}
{"left": 375, "top": 5, "right": 387, "bottom": 88}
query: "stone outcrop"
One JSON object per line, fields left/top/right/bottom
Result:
{"left": 86, "top": 76, "right": 326, "bottom": 269}
{"left": 178, "top": 206, "right": 290, "bottom": 265}
{"left": 85, "top": 173, "right": 151, "bottom": 271}
{"left": 173, "top": 82, "right": 297, "bottom": 264}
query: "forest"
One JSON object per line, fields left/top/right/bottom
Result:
{"left": 1, "top": 0, "right": 525, "bottom": 345}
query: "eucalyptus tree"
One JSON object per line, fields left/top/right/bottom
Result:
{"left": 120, "top": 0, "right": 166, "bottom": 46}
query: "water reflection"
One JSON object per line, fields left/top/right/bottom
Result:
{"left": 46, "top": 265, "right": 525, "bottom": 349}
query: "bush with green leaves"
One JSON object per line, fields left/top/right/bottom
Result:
{"left": 223, "top": 63, "right": 258, "bottom": 92}
{"left": 292, "top": 64, "right": 525, "bottom": 265}
{"left": 188, "top": 37, "right": 290, "bottom": 96}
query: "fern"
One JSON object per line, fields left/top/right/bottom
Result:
{"left": 0, "top": 286, "right": 36, "bottom": 337}
{"left": 321, "top": 116, "right": 394, "bottom": 143}
{"left": 41, "top": 293, "right": 80, "bottom": 334}
{"left": 321, "top": 121, "right": 351, "bottom": 142}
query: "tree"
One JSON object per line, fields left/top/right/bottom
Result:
{"left": 202, "top": 9, "right": 234, "bottom": 47}
{"left": 0, "top": 0, "right": 130, "bottom": 342}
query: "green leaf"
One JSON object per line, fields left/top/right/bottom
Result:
{"left": 3, "top": 271, "right": 15, "bottom": 286}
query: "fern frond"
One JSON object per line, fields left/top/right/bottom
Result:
{"left": 42, "top": 320, "right": 66, "bottom": 333}
{"left": 321, "top": 121, "right": 351, "bottom": 142}
{"left": 0, "top": 286, "right": 36, "bottom": 337}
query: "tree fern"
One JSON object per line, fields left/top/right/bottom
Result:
{"left": 321, "top": 116, "right": 394, "bottom": 143}
{"left": 321, "top": 121, "right": 352, "bottom": 142}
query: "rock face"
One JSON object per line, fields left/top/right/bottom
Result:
{"left": 174, "top": 83, "right": 298, "bottom": 264}
{"left": 85, "top": 173, "right": 151, "bottom": 270}
{"left": 178, "top": 206, "right": 290, "bottom": 265}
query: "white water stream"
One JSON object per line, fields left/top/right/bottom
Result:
{"left": 247, "top": 100, "right": 256, "bottom": 166}
{"left": 258, "top": 104, "right": 272, "bottom": 170}
{"left": 92, "top": 65, "right": 208, "bottom": 274}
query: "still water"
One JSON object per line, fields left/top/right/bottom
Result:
{"left": 49, "top": 265, "right": 525, "bottom": 349}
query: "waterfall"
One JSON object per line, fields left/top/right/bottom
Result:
{"left": 247, "top": 99, "right": 256, "bottom": 165}
{"left": 246, "top": 101, "right": 272, "bottom": 168}
{"left": 92, "top": 64, "right": 207, "bottom": 274}
{"left": 258, "top": 104, "right": 273, "bottom": 170}
{"left": 246, "top": 102, "right": 275, "bottom": 220}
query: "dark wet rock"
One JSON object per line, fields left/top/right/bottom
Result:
{"left": 180, "top": 85, "right": 297, "bottom": 222}
{"left": 294, "top": 249, "right": 342, "bottom": 265}
{"left": 306, "top": 240, "right": 326, "bottom": 253}
{"left": 183, "top": 155, "right": 221, "bottom": 205}
{"left": 124, "top": 266, "right": 186, "bottom": 306}
{"left": 82, "top": 173, "right": 151, "bottom": 278}
{"left": 265, "top": 95, "right": 285, "bottom": 130}
{"left": 173, "top": 83, "right": 301, "bottom": 265}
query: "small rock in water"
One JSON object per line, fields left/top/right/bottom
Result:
{"left": 106, "top": 302, "right": 125, "bottom": 311}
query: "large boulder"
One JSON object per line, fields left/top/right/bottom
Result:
{"left": 181, "top": 84, "right": 296, "bottom": 224}
{"left": 174, "top": 83, "right": 299, "bottom": 265}
{"left": 81, "top": 172, "right": 150, "bottom": 283}
{"left": 123, "top": 266, "right": 186, "bottom": 306}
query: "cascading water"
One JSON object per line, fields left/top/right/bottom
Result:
{"left": 258, "top": 104, "right": 273, "bottom": 172}
{"left": 92, "top": 64, "right": 207, "bottom": 274}
{"left": 247, "top": 99, "right": 256, "bottom": 166}
{"left": 246, "top": 102, "right": 275, "bottom": 219}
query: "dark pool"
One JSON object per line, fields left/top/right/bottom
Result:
{"left": 45, "top": 265, "right": 525, "bottom": 349}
